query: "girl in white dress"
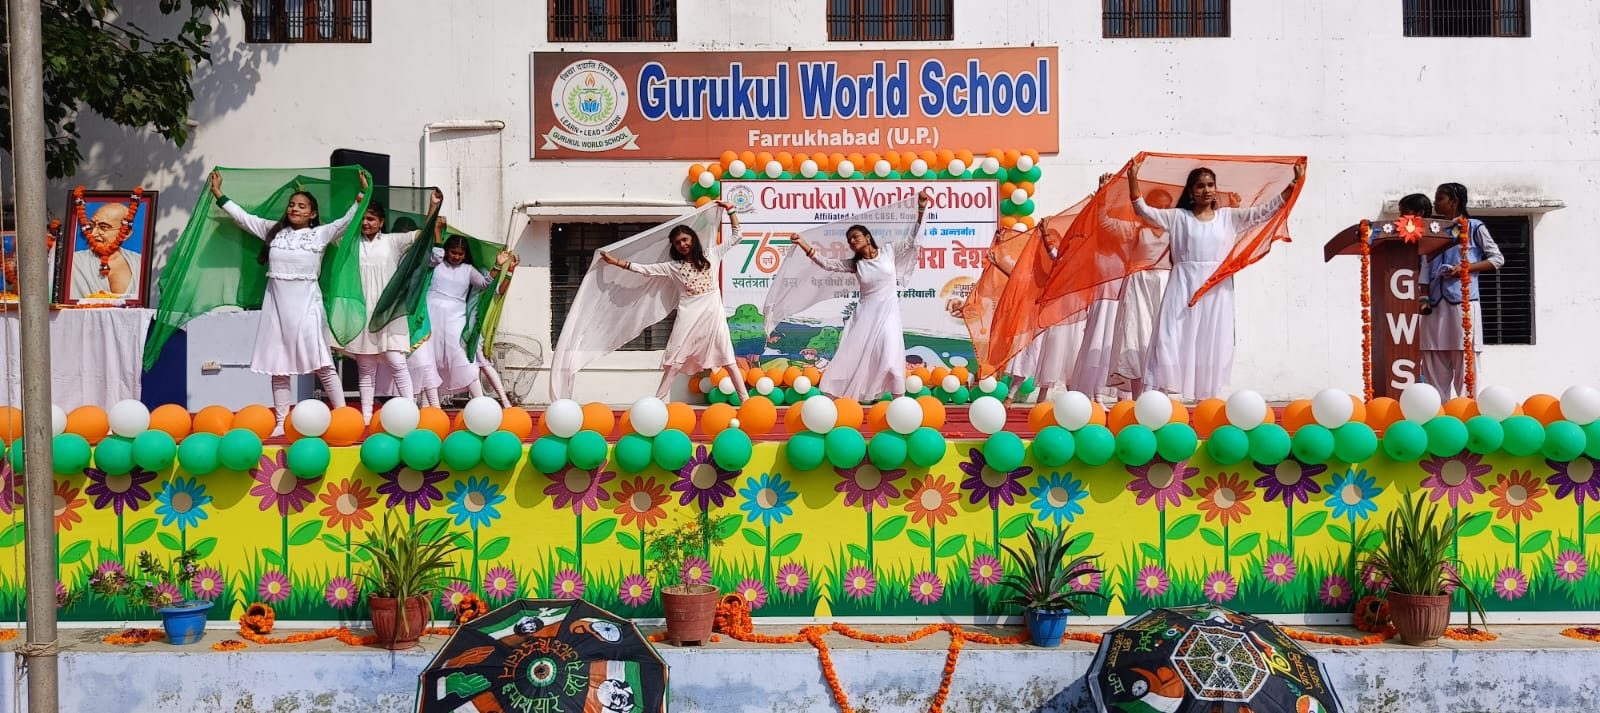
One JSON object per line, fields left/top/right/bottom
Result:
{"left": 472, "top": 251, "right": 519, "bottom": 408}
{"left": 1128, "top": 161, "right": 1302, "bottom": 400}
{"left": 598, "top": 201, "right": 747, "bottom": 402}
{"left": 789, "top": 192, "right": 931, "bottom": 401}
{"left": 209, "top": 170, "right": 366, "bottom": 434}
{"left": 341, "top": 190, "right": 439, "bottom": 422}
{"left": 981, "top": 244, "right": 1080, "bottom": 406}
{"left": 1105, "top": 183, "right": 1174, "bottom": 399}
{"left": 410, "top": 229, "right": 515, "bottom": 406}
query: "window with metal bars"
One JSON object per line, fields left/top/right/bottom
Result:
{"left": 827, "top": 0, "right": 953, "bottom": 42}
{"left": 550, "top": 223, "right": 676, "bottom": 351}
{"left": 548, "top": 0, "right": 677, "bottom": 42}
{"left": 1403, "top": 0, "right": 1529, "bottom": 37}
{"left": 1473, "top": 215, "right": 1534, "bottom": 346}
{"left": 1103, "top": 0, "right": 1229, "bottom": 38}
{"left": 245, "top": 0, "right": 371, "bottom": 43}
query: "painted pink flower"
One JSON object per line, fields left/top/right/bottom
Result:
{"left": 1318, "top": 574, "right": 1352, "bottom": 607}
{"left": 1418, "top": 454, "right": 1491, "bottom": 508}
{"left": 909, "top": 571, "right": 944, "bottom": 605}
{"left": 84, "top": 467, "right": 157, "bottom": 515}
{"left": 1439, "top": 562, "right": 1460, "bottom": 594}
{"left": 736, "top": 578, "right": 769, "bottom": 610}
{"left": 441, "top": 581, "right": 473, "bottom": 609}
{"left": 619, "top": 574, "right": 653, "bottom": 607}
{"left": 1493, "top": 567, "right": 1528, "bottom": 600}
{"left": 834, "top": 464, "right": 906, "bottom": 511}
{"left": 1126, "top": 459, "right": 1199, "bottom": 511}
{"left": 1134, "top": 565, "right": 1169, "bottom": 598}
{"left": 551, "top": 569, "right": 585, "bottom": 599}
{"left": 324, "top": 576, "right": 358, "bottom": 609}
{"left": 1555, "top": 550, "right": 1589, "bottom": 584}
{"left": 190, "top": 567, "right": 225, "bottom": 600}
{"left": 1361, "top": 563, "right": 1390, "bottom": 593}
{"left": 97, "top": 560, "right": 125, "bottom": 578}
{"left": 1070, "top": 570, "right": 1103, "bottom": 593}
{"left": 257, "top": 570, "right": 290, "bottom": 604}
{"left": 250, "top": 452, "right": 322, "bottom": 516}
{"left": 483, "top": 566, "right": 518, "bottom": 599}
{"left": 1261, "top": 553, "right": 1297, "bottom": 586}
{"left": 680, "top": 557, "right": 712, "bottom": 586}
{"left": 1202, "top": 570, "right": 1238, "bottom": 603}
{"left": 842, "top": 566, "right": 876, "bottom": 600}
{"left": 151, "top": 582, "right": 182, "bottom": 608}
{"left": 543, "top": 466, "right": 615, "bottom": 514}
{"left": 776, "top": 562, "right": 809, "bottom": 596}
{"left": 969, "top": 554, "right": 1003, "bottom": 587}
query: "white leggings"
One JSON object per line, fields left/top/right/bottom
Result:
{"left": 271, "top": 365, "right": 345, "bottom": 426}
{"left": 353, "top": 351, "right": 413, "bottom": 421}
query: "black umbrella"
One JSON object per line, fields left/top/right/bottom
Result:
{"left": 417, "top": 598, "right": 667, "bottom": 713}
{"left": 1088, "top": 605, "right": 1343, "bottom": 713}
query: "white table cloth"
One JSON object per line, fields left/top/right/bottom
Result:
{"left": 0, "top": 308, "right": 155, "bottom": 410}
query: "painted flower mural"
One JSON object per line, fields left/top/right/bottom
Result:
{"left": 85, "top": 466, "right": 156, "bottom": 562}
{"left": 252, "top": 452, "right": 323, "bottom": 575}
{"left": 739, "top": 472, "right": 801, "bottom": 587}
{"left": 53, "top": 480, "right": 86, "bottom": 534}
{"left": 1420, "top": 454, "right": 1491, "bottom": 508}
{"left": 1028, "top": 472, "right": 1088, "bottom": 529}
{"left": 673, "top": 446, "right": 738, "bottom": 511}
{"left": 834, "top": 463, "right": 906, "bottom": 570}
{"left": 483, "top": 566, "right": 518, "bottom": 600}
{"left": 614, "top": 476, "right": 669, "bottom": 574}
{"left": 776, "top": 562, "right": 810, "bottom": 596}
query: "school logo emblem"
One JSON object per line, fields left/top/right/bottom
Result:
{"left": 725, "top": 185, "right": 756, "bottom": 214}
{"left": 543, "top": 59, "right": 639, "bottom": 153}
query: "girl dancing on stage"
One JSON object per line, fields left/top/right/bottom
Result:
{"left": 1419, "top": 183, "right": 1501, "bottom": 398}
{"left": 411, "top": 222, "right": 516, "bottom": 406}
{"left": 342, "top": 189, "right": 439, "bottom": 422}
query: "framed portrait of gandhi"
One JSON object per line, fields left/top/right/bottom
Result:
{"left": 56, "top": 189, "right": 158, "bottom": 306}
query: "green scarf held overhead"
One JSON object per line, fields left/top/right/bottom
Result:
{"left": 370, "top": 218, "right": 510, "bottom": 361}
{"left": 143, "top": 167, "right": 372, "bottom": 369}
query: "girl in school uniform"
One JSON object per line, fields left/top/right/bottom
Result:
{"left": 1419, "top": 183, "right": 1502, "bottom": 398}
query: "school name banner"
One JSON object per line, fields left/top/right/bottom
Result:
{"left": 530, "top": 48, "right": 1059, "bottom": 159}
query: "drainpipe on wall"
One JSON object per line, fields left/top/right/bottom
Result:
{"left": 422, "top": 120, "right": 506, "bottom": 235}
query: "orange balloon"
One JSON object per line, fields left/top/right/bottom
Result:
{"left": 1281, "top": 400, "right": 1314, "bottom": 433}
{"left": 1018, "top": 216, "right": 1036, "bottom": 230}
{"left": 986, "top": 148, "right": 1005, "bottom": 160}
{"left": 884, "top": 150, "right": 902, "bottom": 171}
{"left": 694, "top": 196, "right": 713, "bottom": 208}
{"left": 707, "top": 162, "right": 724, "bottom": 178}
{"left": 864, "top": 152, "right": 882, "bottom": 171}
{"left": 688, "top": 376, "right": 705, "bottom": 395}
{"left": 828, "top": 153, "right": 846, "bottom": 172}
{"left": 834, "top": 398, "right": 864, "bottom": 430}
{"left": 1000, "top": 216, "right": 1018, "bottom": 229}
{"left": 284, "top": 415, "right": 304, "bottom": 443}
{"left": 1023, "top": 149, "right": 1040, "bottom": 163}
{"left": 803, "top": 366, "right": 822, "bottom": 386}
{"left": 1524, "top": 394, "right": 1561, "bottom": 425}
{"left": 501, "top": 407, "right": 534, "bottom": 439}
{"left": 616, "top": 411, "right": 633, "bottom": 437}
{"left": 783, "top": 403, "right": 805, "bottom": 433}
{"left": 954, "top": 149, "right": 974, "bottom": 167}
{"left": 1028, "top": 401, "right": 1056, "bottom": 432}
{"left": 738, "top": 397, "right": 778, "bottom": 436}
{"left": 1088, "top": 401, "right": 1108, "bottom": 427}
{"left": 1365, "top": 397, "right": 1400, "bottom": 429}
{"left": 1018, "top": 181, "right": 1036, "bottom": 196}
{"left": 582, "top": 402, "right": 616, "bottom": 436}
{"left": 451, "top": 409, "right": 468, "bottom": 434}
{"left": 665, "top": 402, "right": 695, "bottom": 434}
{"left": 952, "top": 367, "right": 971, "bottom": 385}
{"left": 1000, "top": 182, "right": 1018, "bottom": 198}
{"left": 719, "top": 150, "right": 738, "bottom": 168}
{"left": 710, "top": 368, "right": 729, "bottom": 385}
{"left": 149, "top": 404, "right": 192, "bottom": 440}
{"left": 934, "top": 149, "right": 954, "bottom": 170}
{"left": 755, "top": 151, "right": 774, "bottom": 169}
{"left": 745, "top": 368, "right": 764, "bottom": 387}
{"left": 325, "top": 407, "right": 365, "bottom": 446}
{"left": 1192, "top": 399, "right": 1227, "bottom": 436}
{"left": 782, "top": 366, "right": 802, "bottom": 387}
{"left": 918, "top": 150, "right": 937, "bottom": 168}
{"left": 917, "top": 396, "right": 946, "bottom": 429}
{"left": 1168, "top": 400, "right": 1191, "bottom": 425}
{"left": 1443, "top": 397, "right": 1478, "bottom": 421}
{"left": 930, "top": 367, "right": 951, "bottom": 388}
{"left": 1003, "top": 149, "right": 1022, "bottom": 168}
{"left": 702, "top": 403, "right": 738, "bottom": 437}
{"left": 911, "top": 367, "right": 931, "bottom": 384}
{"left": 687, "top": 163, "right": 706, "bottom": 181}
{"left": 765, "top": 367, "right": 785, "bottom": 385}
{"left": 1348, "top": 395, "right": 1367, "bottom": 426}
{"left": 66, "top": 406, "right": 110, "bottom": 445}
{"left": 418, "top": 407, "right": 451, "bottom": 439}
{"left": 846, "top": 152, "right": 865, "bottom": 170}
{"left": 1107, "top": 400, "right": 1137, "bottom": 434}
{"left": 738, "top": 150, "right": 757, "bottom": 168}
{"left": 0, "top": 407, "right": 21, "bottom": 442}
{"left": 866, "top": 401, "right": 890, "bottom": 432}
{"left": 232, "top": 405, "right": 276, "bottom": 440}
{"left": 811, "top": 152, "right": 830, "bottom": 171}
{"left": 776, "top": 151, "right": 795, "bottom": 170}
{"left": 193, "top": 405, "right": 235, "bottom": 436}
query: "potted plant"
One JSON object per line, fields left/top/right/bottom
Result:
{"left": 351, "top": 511, "right": 464, "bottom": 650}
{"left": 1361, "top": 490, "right": 1487, "bottom": 646}
{"left": 89, "top": 548, "right": 212, "bottom": 645}
{"left": 644, "top": 514, "right": 726, "bottom": 645}
{"left": 998, "top": 524, "right": 1108, "bottom": 647}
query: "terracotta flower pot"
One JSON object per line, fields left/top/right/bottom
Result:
{"left": 1388, "top": 591, "right": 1451, "bottom": 646}
{"left": 660, "top": 584, "right": 719, "bottom": 645}
{"left": 369, "top": 593, "right": 431, "bottom": 650}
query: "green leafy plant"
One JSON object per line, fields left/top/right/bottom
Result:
{"left": 644, "top": 515, "right": 726, "bottom": 593}
{"left": 998, "top": 524, "right": 1108, "bottom": 613}
{"left": 1361, "top": 490, "right": 1488, "bottom": 627}
{"left": 88, "top": 548, "right": 201, "bottom": 610}
{"left": 350, "top": 511, "right": 463, "bottom": 604}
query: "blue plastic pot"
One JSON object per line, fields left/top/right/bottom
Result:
{"left": 159, "top": 600, "right": 215, "bottom": 645}
{"left": 1025, "top": 608, "right": 1070, "bottom": 647}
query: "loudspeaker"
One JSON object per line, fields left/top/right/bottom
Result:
{"left": 330, "top": 149, "right": 390, "bottom": 187}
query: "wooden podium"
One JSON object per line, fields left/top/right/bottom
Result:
{"left": 1324, "top": 219, "right": 1457, "bottom": 399}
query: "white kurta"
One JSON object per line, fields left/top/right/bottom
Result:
{"left": 812, "top": 243, "right": 912, "bottom": 401}
{"left": 1132, "top": 194, "right": 1285, "bottom": 400}
{"left": 627, "top": 226, "right": 742, "bottom": 374}
{"left": 221, "top": 200, "right": 359, "bottom": 376}
{"left": 410, "top": 249, "right": 491, "bottom": 392}
{"left": 343, "top": 230, "right": 421, "bottom": 355}
{"left": 1108, "top": 224, "right": 1170, "bottom": 392}
{"left": 68, "top": 248, "right": 142, "bottom": 300}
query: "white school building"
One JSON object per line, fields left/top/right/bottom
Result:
{"left": 54, "top": 0, "right": 1599, "bottom": 405}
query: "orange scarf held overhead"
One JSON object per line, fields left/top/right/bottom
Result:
{"left": 976, "top": 195, "right": 1090, "bottom": 379}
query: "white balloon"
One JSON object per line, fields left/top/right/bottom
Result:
{"left": 1053, "top": 391, "right": 1093, "bottom": 430}
{"left": 941, "top": 375, "right": 961, "bottom": 393}
{"left": 1017, "top": 155, "right": 1036, "bottom": 171}
{"left": 289, "top": 399, "right": 331, "bottom": 438}
{"left": 765, "top": 160, "right": 783, "bottom": 179}
{"left": 800, "top": 159, "right": 819, "bottom": 178}
{"left": 546, "top": 398, "right": 585, "bottom": 438}
{"left": 51, "top": 405, "right": 67, "bottom": 436}
{"left": 1012, "top": 223, "right": 1028, "bottom": 232}
{"left": 793, "top": 375, "right": 813, "bottom": 394}
{"left": 107, "top": 399, "right": 151, "bottom": 438}
{"left": 836, "top": 159, "right": 855, "bottom": 177}
{"left": 977, "top": 376, "right": 998, "bottom": 394}
{"left": 1476, "top": 385, "right": 1518, "bottom": 421}
{"left": 981, "top": 157, "right": 1001, "bottom": 174}
{"left": 909, "top": 159, "right": 929, "bottom": 177}
{"left": 948, "top": 158, "right": 967, "bottom": 175}
{"left": 729, "top": 418, "right": 741, "bottom": 430}
{"left": 1561, "top": 385, "right": 1600, "bottom": 426}
{"left": 718, "top": 377, "right": 736, "bottom": 395}
{"left": 728, "top": 159, "right": 748, "bottom": 177}
{"left": 800, "top": 395, "right": 838, "bottom": 434}
{"left": 969, "top": 396, "right": 1008, "bottom": 435}
{"left": 906, "top": 375, "right": 925, "bottom": 394}
{"left": 755, "top": 377, "right": 775, "bottom": 396}
{"left": 1133, "top": 391, "right": 1174, "bottom": 429}
{"left": 1225, "top": 390, "right": 1268, "bottom": 431}
{"left": 1399, "top": 383, "right": 1442, "bottom": 424}
{"left": 1011, "top": 188, "right": 1029, "bottom": 205}
{"left": 629, "top": 398, "right": 669, "bottom": 438}
{"left": 697, "top": 170, "right": 715, "bottom": 188}
{"left": 698, "top": 377, "right": 714, "bottom": 394}
{"left": 874, "top": 160, "right": 892, "bottom": 177}
{"left": 462, "top": 397, "right": 504, "bottom": 437}
{"left": 380, "top": 398, "right": 420, "bottom": 437}
{"left": 885, "top": 397, "right": 924, "bottom": 435}
{"left": 1310, "top": 388, "right": 1354, "bottom": 428}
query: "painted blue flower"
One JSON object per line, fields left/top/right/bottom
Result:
{"left": 154, "top": 477, "right": 212, "bottom": 531}
{"left": 1326, "top": 468, "right": 1382, "bottom": 522}
{"left": 739, "top": 472, "right": 797, "bottom": 528}
{"left": 1029, "top": 472, "right": 1088, "bottom": 528}
{"left": 446, "top": 476, "right": 506, "bottom": 530}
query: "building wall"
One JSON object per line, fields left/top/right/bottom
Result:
{"left": 56, "top": 0, "right": 1600, "bottom": 404}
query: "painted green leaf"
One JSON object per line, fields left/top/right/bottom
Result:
{"left": 418, "top": 518, "right": 451, "bottom": 543}
{"left": 972, "top": 541, "right": 995, "bottom": 556}
{"left": 124, "top": 519, "right": 158, "bottom": 545}
{"left": 353, "top": 547, "right": 372, "bottom": 562}
{"left": 873, "top": 515, "right": 908, "bottom": 541}
{"left": 60, "top": 540, "right": 91, "bottom": 563}
{"left": 935, "top": 535, "right": 967, "bottom": 559}
{"left": 1138, "top": 542, "right": 1162, "bottom": 561}
{"left": 741, "top": 528, "right": 767, "bottom": 547}
{"left": 1200, "top": 527, "right": 1225, "bottom": 547}
{"left": 452, "top": 533, "right": 472, "bottom": 549}
{"left": 287, "top": 520, "right": 322, "bottom": 546}
{"left": 771, "top": 533, "right": 803, "bottom": 557}
{"left": 1457, "top": 512, "right": 1492, "bottom": 538}
{"left": 714, "top": 514, "right": 741, "bottom": 540}
{"left": 1293, "top": 511, "right": 1329, "bottom": 536}
{"left": 192, "top": 537, "right": 218, "bottom": 559}
{"left": 1166, "top": 513, "right": 1202, "bottom": 540}
{"left": 1585, "top": 512, "right": 1600, "bottom": 535}
{"left": 1229, "top": 533, "right": 1262, "bottom": 557}
{"left": 320, "top": 534, "right": 346, "bottom": 554}
{"left": 1065, "top": 532, "right": 1094, "bottom": 556}
{"left": 998, "top": 513, "right": 1031, "bottom": 539}
{"left": 1328, "top": 524, "right": 1352, "bottom": 544}
{"left": 1560, "top": 535, "right": 1582, "bottom": 553}
{"left": 261, "top": 548, "right": 284, "bottom": 567}
{"left": 556, "top": 547, "right": 578, "bottom": 565}
{"left": 1522, "top": 530, "right": 1552, "bottom": 552}
{"left": 1358, "top": 530, "right": 1383, "bottom": 551}
{"left": 616, "top": 531, "right": 641, "bottom": 551}
{"left": 582, "top": 518, "right": 618, "bottom": 545}
{"left": 97, "top": 546, "right": 117, "bottom": 563}
{"left": 156, "top": 531, "right": 182, "bottom": 551}
{"left": 479, "top": 536, "right": 512, "bottom": 560}
{"left": 846, "top": 544, "right": 869, "bottom": 562}
{"left": 1492, "top": 525, "right": 1517, "bottom": 544}
{"left": 907, "top": 529, "right": 932, "bottom": 548}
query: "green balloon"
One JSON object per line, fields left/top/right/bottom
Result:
{"left": 984, "top": 432, "right": 1027, "bottom": 472}
{"left": 1290, "top": 425, "right": 1335, "bottom": 464}
{"left": 952, "top": 386, "right": 972, "bottom": 405}
{"left": 1464, "top": 416, "right": 1505, "bottom": 456}
{"left": 175, "top": 432, "right": 218, "bottom": 476}
{"left": 1500, "top": 415, "right": 1545, "bottom": 457}
{"left": 707, "top": 389, "right": 726, "bottom": 405}
{"left": 1248, "top": 424, "right": 1292, "bottom": 465}
{"left": 1584, "top": 421, "right": 1600, "bottom": 460}
{"left": 1207, "top": 425, "right": 1250, "bottom": 465}
{"left": 482, "top": 431, "right": 523, "bottom": 471}
{"left": 442, "top": 431, "right": 486, "bottom": 471}
{"left": 1016, "top": 377, "right": 1037, "bottom": 396}
{"left": 824, "top": 427, "right": 867, "bottom": 469}
{"left": 286, "top": 437, "right": 331, "bottom": 477}
{"left": 1031, "top": 426, "right": 1075, "bottom": 467}
{"left": 94, "top": 435, "right": 135, "bottom": 476}
{"left": 1423, "top": 416, "right": 1468, "bottom": 457}
{"left": 400, "top": 429, "right": 443, "bottom": 471}
{"left": 652, "top": 429, "right": 693, "bottom": 471}
{"left": 567, "top": 430, "right": 608, "bottom": 471}
{"left": 787, "top": 388, "right": 809, "bottom": 406}
{"left": 712, "top": 428, "right": 754, "bottom": 470}
{"left": 528, "top": 436, "right": 569, "bottom": 475}
{"left": 1115, "top": 425, "right": 1157, "bottom": 466}
{"left": 786, "top": 431, "right": 826, "bottom": 471}
{"left": 53, "top": 434, "right": 92, "bottom": 475}
{"left": 218, "top": 429, "right": 263, "bottom": 472}
{"left": 1075, "top": 424, "right": 1116, "bottom": 466}
{"left": 1543, "top": 420, "right": 1587, "bottom": 462}
{"left": 613, "top": 433, "right": 653, "bottom": 473}
{"left": 359, "top": 433, "right": 402, "bottom": 473}
{"left": 131, "top": 430, "right": 178, "bottom": 472}
{"left": 1382, "top": 420, "right": 1428, "bottom": 462}
{"left": 1155, "top": 423, "right": 1198, "bottom": 463}
{"left": 907, "top": 427, "right": 946, "bottom": 467}
{"left": 1332, "top": 422, "right": 1378, "bottom": 464}
{"left": 869, "top": 431, "right": 909, "bottom": 469}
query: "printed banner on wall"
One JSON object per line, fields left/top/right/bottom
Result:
{"left": 719, "top": 180, "right": 996, "bottom": 371}
{"left": 530, "top": 48, "right": 1058, "bottom": 158}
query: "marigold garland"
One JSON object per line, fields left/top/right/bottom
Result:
{"left": 73, "top": 186, "right": 143, "bottom": 277}
{"left": 455, "top": 594, "right": 489, "bottom": 625}
{"left": 210, "top": 639, "right": 248, "bottom": 652}
{"left": 235, "top": 601, "right": 451, "bottom": 647}
{"left": 1282, "top": 626, "right": 1394, "bottom": 646}
{"left": 103, "top": 628, "right": 164, "bottom": 645}
{"left": 1357, "top": 219, "right": 1374, "bottom": 401}
{"left": 1456, "top": 216, "right": 1476, "bottom": 395}
{"left": 1560, "top": 627, "right": 1600, "bottom": 642}
{"left": 0, "top": 629, "right": 16, "bottom": 642}
{"left": 1443, "top": 626, "right": 1497, "bottom": 642}
{"left": 1353, "top": 595, "right": 1391, "bottom": 633}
